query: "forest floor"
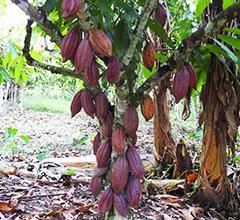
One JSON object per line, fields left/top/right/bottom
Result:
{"left": 0, "top": 102, "right": 239, "bottom": 219}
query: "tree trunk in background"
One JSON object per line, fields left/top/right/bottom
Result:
{"left": 153, "top": 80, "right": 175, "bottom": 173}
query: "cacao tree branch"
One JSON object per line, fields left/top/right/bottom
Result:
{"left": 23, "top": 19, "right": 76, "bottom": 78}
{"left": 121, "top": 0, "right": 155, "bottom": 67}
{"left": 10, "top": 0, "right": 63, "bottom": 48}
{"left": 131, "top": 1, "right": 240, "bottom": 107}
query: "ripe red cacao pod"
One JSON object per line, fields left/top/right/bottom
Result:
{"left": 102, "top": 112, "right": 113, "bottom": 139}
{"left": 113, "top": 192, "right": 128, "bottom": 218}
{"left": 141, "top": 95, "right": 154, "bottom": 121}
{"left": 90, "top": 176, "right": 103, "bottom": 199}
{"left": 61, "top": 0, "right": 81, "bottom": 19}
{"left": 93, "top": 159, "right": 110, "bottom": 177}
{"left": 75, "top": 33, "right": 94, "bottom": 75}
{"left": 172, "top": 65, "right": 190, "bottom": 104}
{"left": 124, "top": 104, "right": 139, "bottom": 138}
{"left": 106, "top": 55, "right": 120, "bottom": 83}
{"left": 80, "top": 89, "right": 95, "bottom": 119}
{"left": 61, "top": 26, "right": 80, "bottom": 63}
{"left": 70, "top": 89, "right": 83, "bottom": 117}
{"left": 98, "top": 186, "right": 114, "bottom": 214}
{"left": 93, "top": 132, "right": 101, "bottom": 155}
{"left": 89, "top": 28, "right": 112, "bottom": 57}
{"left": 95, "top": 91, "right": 109, "bottom": 122}
{"left": 155, "top": 2, "right": 167, "bottom": 27}
{"left": 92, "top": 160, "right": 110, "bottom": 178}
{"left": 85, "top": 57, "right": 99, "bottom": 88}
{"left": 126, "top": 146, "right": 145, "bottom": 180}
{"left": 132, "top": 133, "right": 137, "bottom": 146}
{"left": 184, "top": 62, "right": 198, "bottom": 90}
{"left": 125, "top": 173, "right": 142, "bottom": 210}
{"left": 112, "top": 126, "right": 126, "bottom": 156}
{"left": 96, "top": 140, "right": 111, "bottom": 168}
{"left": 107, "top": 169, "right": 112, "bottom": 183}
{"left": 142, "top": 42, "right": 155, "bottom": 72}
{"left": 112, "top": 156, "right": 129, "bottom": 194}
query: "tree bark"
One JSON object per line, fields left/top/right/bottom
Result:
{"left": 195, "top": 56, "right": 238, "bottom": 210}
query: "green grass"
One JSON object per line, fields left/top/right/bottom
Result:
{"left": 23, "top": 95, "right": 71, "bottom": 113}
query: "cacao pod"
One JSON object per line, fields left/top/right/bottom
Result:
{"left": 126, "top": 146, "right": 145, "bottom": 180}
{"left": 124, "top": 104, "right": 139, "bottom": 138}
{"left": 61, "top": 0, "right": 81, "bottom": 19}
{"left": 155, "top": 2, "right": 167, "bottom": 27}
{"left": 93, "top": 132, "right": 101, "bottom": 155}
{"left": 70, "top": 89, "right": 83, "bottom": 117}
{"left": 125, "top": 173, "right": 142, "bottom": 210}
{"left": 112, "top": 156, "right": 129, "bottom": 194}
{"left": 106, "top": 55, "right": 120, "bottom": 83}
{"left": 61, "top": 25, "right": 80, "bottom": 63}
{"left": 113, "top": 192, "right": 128, "bottom": 218}
{"left": 98, "top": 186, "right": 114, "bottom": 214}
{"left": 95, "top": 91, "right": 108, "bottom": 122}
{"left": 172, "top": 65, "right": 189, "bottom": 104}
{"left": 184, "top": 62, "right": 198, "bottom": 90}
{"left": 96, "top": 140, "right": 111, "bottom": 168}
{"left": 141, "top": 95, "right": 154, "bottom": 121}
{"left": 85, "top": 57, "right": 99, "bottom": 88}
{"left": 102, "top": 112, "right": 113, "bottom": 139}
{"left": 75, "top": 33, "right": 95, "bottom": 75}
{"left": 89, "top": 28, "right": 112, "bottom": 57}
{"left": 132, "top": 134, "right": 137, "bottom": 146}
{"left": 92, "top": 160, "right": 110, "bottom": 177}
{"left": 112, "top": 126, "right": 126, "bottom": 156}
{"left": 90, "top": 176, "right": 103, "bottom": 199}
{"left": 142, "top": 42, "right": 155, "bottom": 72}
{"left": 80, "top": 89, "right": 95, "bottom": 119}
{"left": 107, "top": 169, "right": 112, "bottom": 183}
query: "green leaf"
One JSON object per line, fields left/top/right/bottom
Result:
{"left": 76, "top": 136, "right": 89, "bottom": 147}
{"left": 98, "top": 1, "right": 114, "bottom": 29}
{"left": 217, "top": 34, "right": 240, "bottom": 51}
{"left": 204, "top": 44, "right": 229, "bottom": 60}
{"left": 21, "top": 70, "right": 27, "bottom": 81}
{"left": 196, "top": 0, "right": 210, "bottom": 16}
{"left": 4, "top": 134, "right": 14, "bottom": 142}
{"left": 42, "top": 0, "right": 62, "bottom": 14}
{"left": 223, "top": 28, "right": 240, "bottom": 36}
{"left": 30, "top": 50, "right": 42, "bottom": 62}
{"left": 14, "top": 62, "right": 22, "bottom": 83}
{"left": 20, "top": 135, "right": 29, "bottom": 143}
{"left": 146, "top": 19, "right": 174, "bottom": 48}
{"left": 113, "top": 20, "right": 130, "bottom": 58}
{"left": 66, "top": 170, "right": 75, "bottom": 175}
{"left": 0, "top": 68, "right": 11, "bottom": 83}
{"left": 223, "top": 0, "right": 234, "bottom": 10}
{"left": 8, "top": 127, "right": 18, "bottom": 135}
{"left": 7, "top": 42, "right": 18, "bottom": 59}
{"left": 6, "top": 141, "right": 15, "bottom": 151}
{"left": 195, "top": 130, "right": 203, "bottom": 139}
{"left": 38, "top": 152, "right": 47, "bottom": 162}
{"left": 210, "top": 37, "right": 238, "bottom": 63}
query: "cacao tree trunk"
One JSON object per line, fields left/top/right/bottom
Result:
{"left": 195, "top": 55, "right": 239, "bottom": 210}
{"left": 195, "top": 1, "right": 240, "bottom": 211}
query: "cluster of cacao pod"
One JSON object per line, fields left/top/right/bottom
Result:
{"left": 172, "top": 62, "right": 198, "bottom": 103}
{"left": 60, "top": 9, "right": 120, "bottom": 85}
{"left": 90, "top": 104, "right": 145, "bottom": 217}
